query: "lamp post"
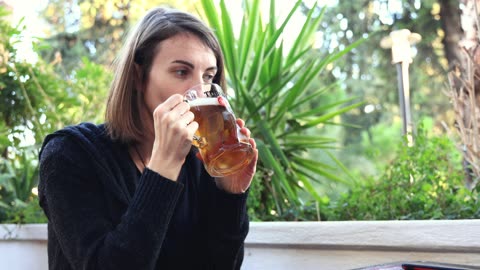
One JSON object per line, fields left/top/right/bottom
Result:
{"left": 380, "top": 29, "right": 421, "bottom": 145}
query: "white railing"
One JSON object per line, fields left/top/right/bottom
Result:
{"left": 243, "top": 220, "right": 480, "bottom": 269}
{"left": 1, "top": 220, "right": 480, "bottom": 270}
{"left": 0, "top": 224, "right": 48, "bottom": 270}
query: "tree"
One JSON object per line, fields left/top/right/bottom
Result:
{"left": 306, "top": 0, "right": 480, "bottom": 189}
{"left": 304, "top": 1, "right": 466, "bottom": 181}
{"left": 0, "top": 6, "right": 111, "bottom": 223}
{"left": 40, "top": 0, "right": 201, "bottom": 75}
{"left": 444, "top": 0, "right": 480, "bottom": 189}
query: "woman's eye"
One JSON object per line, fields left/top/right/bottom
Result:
{"left": 203, "top": 74, "right": 215, "bottom": 82}
{"left": 176, "top": 69, "right": 188, "bottom": 77}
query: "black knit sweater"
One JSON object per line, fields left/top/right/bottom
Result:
{"left": 38, "top": 123, "right": 249, "bottom": 270}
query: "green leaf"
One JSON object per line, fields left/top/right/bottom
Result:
{"left": 257, "top": 141, "right": 298, "bottom": 208}
{"left": 286, "top": 5, "right": 326, "bottom": 62}
{"left": 238, "top": 0, "right": 260, "bottom": 79}
{"left": 219, "top": 0, "right": 239, "bottom": 79}
{"left": 292, "top": 156, "right": 351, "bottom": 185}
{"left": 283, "top": 135, "right": 337, "bottom": 149}
{"left": 293, "top": 97, "right": 361, "bottom": 118}
{"left": 302, "top": 102, "right": 364, "bottom": 129}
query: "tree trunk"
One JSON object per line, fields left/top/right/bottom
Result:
{"left": 440, "top": 0, "right": 465, "bottom": 70}
{"left": 442, "top": 0, "right": 480, "bottom": 189}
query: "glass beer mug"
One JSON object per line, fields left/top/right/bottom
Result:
{"left": 184, "top": 83, "right": 254, "bottom": 177}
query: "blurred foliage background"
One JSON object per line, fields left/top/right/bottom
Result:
{"left": 0, "top": 0, "right": 479, "bottom": 223}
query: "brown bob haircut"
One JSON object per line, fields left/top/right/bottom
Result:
{"left": 105, "top": 7, "right": 226, "bottom": 143}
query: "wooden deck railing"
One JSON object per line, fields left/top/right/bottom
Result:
{"left": 243, "top": 220, "right": 480, "bottom": 270}
{"left": 1, "top": 220, "right": 480, "bottom": 270}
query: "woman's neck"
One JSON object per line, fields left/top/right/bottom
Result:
{"left": 130, "top": 136, "right": 153, "bottom": 172}
{"left": 132, "top": 106, "right": 155, "bottom": 170}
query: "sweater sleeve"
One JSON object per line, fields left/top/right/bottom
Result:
{"left": 39, "top": 136, "right": 184, "bottom": 270}
{"left": 204, "top": 177, "right": 250, "bottom": 269}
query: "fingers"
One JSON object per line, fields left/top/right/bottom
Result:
{"left": 163, "top": 94, "right": 185, "bottom": 111}
{"left": 236, "top": 118, "right": 245, "bottom": 128}
{"left": 179, "top": 109, "right": 195, "bottom": 128}
{"left": 151, "top": 94, "right": 198, "bottom": 156}
{"left": 153, "top": 94, "right": 196, "bottom": 128}
{"left": 249, "top": 137, "right": 257, "bottom": 149}
{"left": 185, "top": 121, "right": 199, "bottom": 144}
{"left": 148, "top": 93, "right": 200, "bottom": 180}
{"left": 236, "top": 118, "right": 252, "bottom": 138}
{"left": 153, "top": 94, "right": 183, "bottom": 116}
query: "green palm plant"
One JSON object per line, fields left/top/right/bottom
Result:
{"left": 201, "top": 0, "right": 364, "bottom": 220}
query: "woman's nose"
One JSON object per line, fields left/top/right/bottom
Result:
{"left": 191, "top": 76, "right": 204, "bottom": 86}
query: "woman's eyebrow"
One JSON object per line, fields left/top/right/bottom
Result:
{"left": 172, "top": 60, "right": 194, "bottom": 68}
{"left": 171, "top": 60, "right": 217, "bottom": 72}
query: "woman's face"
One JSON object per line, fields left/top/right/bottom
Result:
{"left": 142, "top": 33, "right": 217, "bottom": 115}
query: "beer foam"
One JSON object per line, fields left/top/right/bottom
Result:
{"left": 188, "top": 98, "right": 220, "bottom": 107}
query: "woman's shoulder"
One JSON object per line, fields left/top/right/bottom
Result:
{"left": 39, "top": 122, "right": 109, "bottom": 161}
{"left": 51, "top": 122, "right": 107, "bottom": 139}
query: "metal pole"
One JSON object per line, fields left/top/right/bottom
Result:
{"left": 401, "top": 60, "right": 413, "bottom": 137}
{"left": 381, "top": 29, "right": 421, "bottom": 145}
{"left": 395, "top": 63, "right": 407, "bottom": 135}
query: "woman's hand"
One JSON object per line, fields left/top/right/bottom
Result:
{"left": 148, "top": 94, "right": 198, "bottom": 181}
{"left": 214, "top": 119, "right": 258, "bottom": 194}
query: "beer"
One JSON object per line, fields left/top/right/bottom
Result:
{"left": 188, "top": 96, "right": 254, "bottom": 177}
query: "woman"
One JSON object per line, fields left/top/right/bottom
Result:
{"left": 38, "top": 6, "right": 258, "bottom": 270}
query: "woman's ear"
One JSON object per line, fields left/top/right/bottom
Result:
{"left": 133, "top": 63, "right": 145, "bottom": 92}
